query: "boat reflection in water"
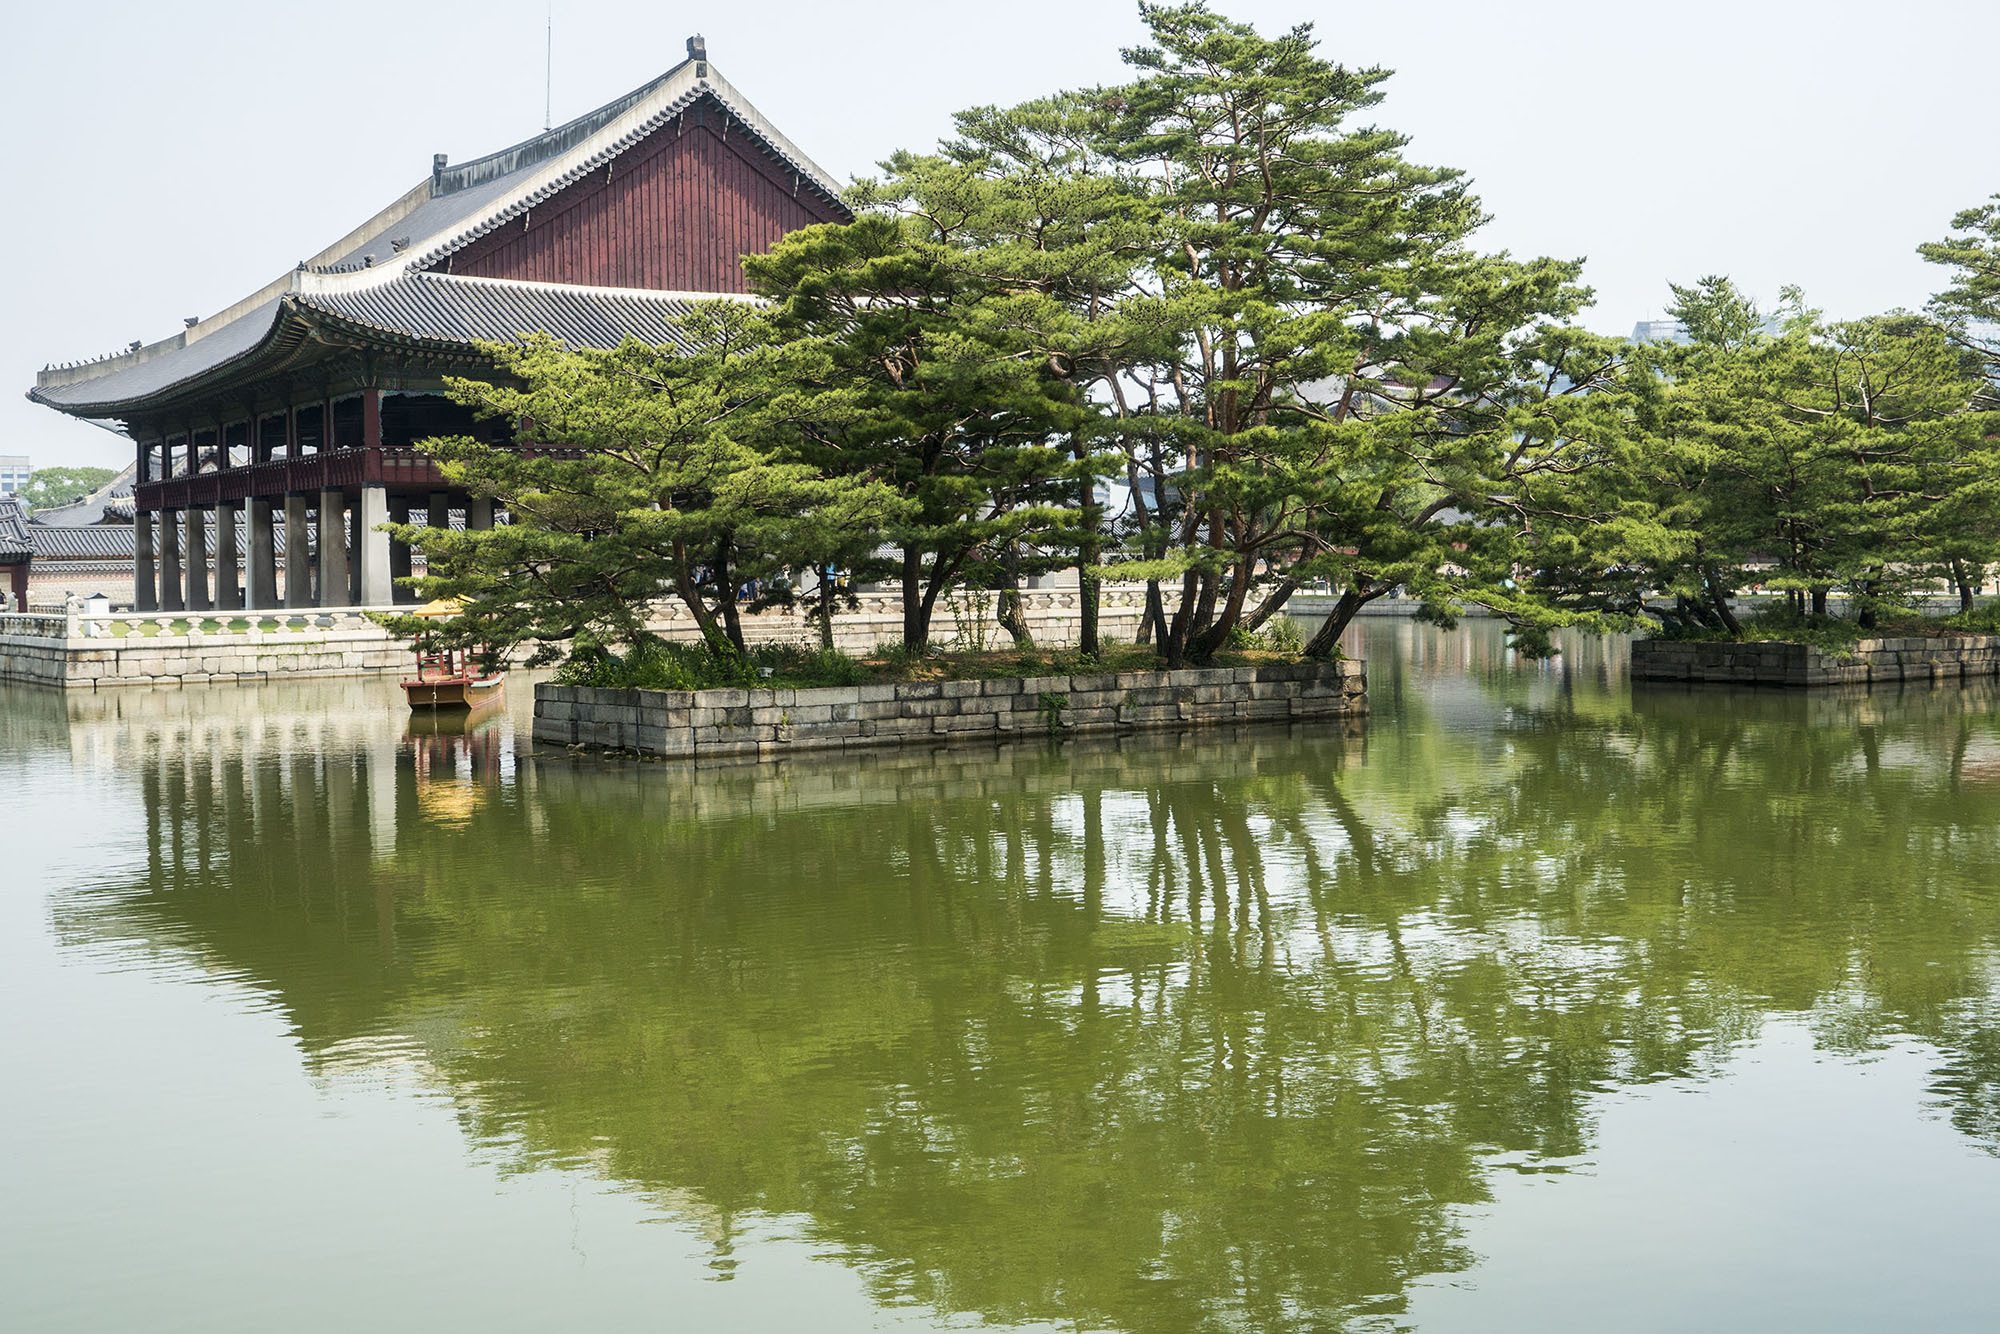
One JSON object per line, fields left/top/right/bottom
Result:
{"left": 36, "top": 627, "right": 2000, "bottom": 1333}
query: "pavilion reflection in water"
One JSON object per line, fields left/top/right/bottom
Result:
{"left": 43, "top": 672, "right": 2000, "bottom": 1333}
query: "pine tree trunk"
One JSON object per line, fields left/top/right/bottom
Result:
{"left": 996, "top": 548, "right": 1034, "bottom": 650}
{"left": 1857, "top": 571, "right": 1883, "bottom": 630}
{"left": 1702, "top": 564, "right": 1742, "bottom": 638}
{"left": 1811, "top": 587, "right": 1829, "bottom": 617}
{"left": 1138, "top": 580, "right": 1165, "bottom": 650}
{"left": 817, "top": 567, "right": 836, "bottom": 651}
{"left": 1303, "top": 586, "right": 1366, "bottom": 660}
{"left": 671, "top": 541, "right": 729, "bottom": 652}
{"left": 716, "top": 539, "right": 746, "bottom": 654}
{"left": 1953, "top": 559, "right": 1975, "bottom": 614}
{"left": 1164, "top": 569, "right": 1204, "bottom": 667}
{"left": 1190, "top": 556, "right": 1254, "bottom": 662}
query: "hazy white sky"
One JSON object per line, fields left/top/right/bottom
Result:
{"left": 5, "top": 0, "right": 1995, "bottom": 470}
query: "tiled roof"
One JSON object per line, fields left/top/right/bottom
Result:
{"left": 0, "top": 496, "right": 30, "bottom": 561}
{"left": 24, "top": 516, "right": 314, "bottom": 561}
{"left": 27, "top": 525, "right": 135, "bottom": 560}
{"left": 29, "top": 50, "right": 845, "bottom": 417}
{"left": 298, "top": 273, "right": 722, "bottom": 353}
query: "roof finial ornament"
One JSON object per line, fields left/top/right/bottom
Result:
{"left": 688, "top": 34, "right": 707, "bottom": 76}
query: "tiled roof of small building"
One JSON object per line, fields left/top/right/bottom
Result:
{"left": 26, "top": 525, "right": 136, "bottom": 560}
{"left": 0, "top": 495, "right": 31, "bottom": 561}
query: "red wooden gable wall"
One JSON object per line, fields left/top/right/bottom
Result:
{"left": 443, "top": 97, "right": 846, "bottom": 293}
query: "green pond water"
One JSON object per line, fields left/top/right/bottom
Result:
{"left": 6, "top": 620, "right": 2000, "bottom": 1332}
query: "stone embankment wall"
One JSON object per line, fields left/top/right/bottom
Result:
{"left": 534, "top": 661, "right": 1367, "bottom": 761}
{"left": 1631, "top": 636, "right": 2000, "bottom": 687}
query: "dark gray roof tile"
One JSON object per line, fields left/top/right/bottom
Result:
{"left": 298, "top": 273, "right": 719, "bottom": 352}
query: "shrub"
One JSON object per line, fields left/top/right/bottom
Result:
{"left": 556, "top": 637, "right": 867, "bottom": 690}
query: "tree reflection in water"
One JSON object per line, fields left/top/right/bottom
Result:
{"left": 49, "top": 658, "right": 2000, "bottom": 1334}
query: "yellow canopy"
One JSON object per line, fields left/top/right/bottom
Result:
{"left": 412, "top": 598, "right": 464, "bottom": 620}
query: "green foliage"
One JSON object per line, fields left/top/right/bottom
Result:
{"left": 16, "top": 466, "right": 116, "bottom": 512}
{"left": 556, "top": 636, "right": 868, "bottom": 692}
{"left": 1654, "top": 608, "right": 1869, "bottom": 656}
{"left": 395, "top": 304, "right": 906, "bottom": 662}
{"left": 1544, "top": 277, "right": 2000, "bottom": 640}
{"left": 1921, "top": 196, "right": 2000, "bottom": 387}
{"left": 743, "top": 206, "right": 1093, "bottom": 654}
{"left": 1228, "top": 614, "right": 1306, "bottom": 654}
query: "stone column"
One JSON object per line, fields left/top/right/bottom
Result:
{"left": 184, "top": 508, "right": 211, "bottom": 611}
{"left": 247, "top": 500, "right": 278, "bottom": 609}
{"left": 389, "top": 501, "right": 414, "bottom": 605}
{"left": 283, "top": 494, "right": 312, "bottom": 608}
{"left": 358, "top": 485, "right": 394, "bottom": 606}
{"left": 467, "top": 496, "right": 494, "bottom": 531}
{"left": 214, "top": 501, "right": 241, "bottom": 610}
{"left": 135, "top": 511, "right": 158, "bottom": 612}
{"left": 317, "top": 489, "right": 350, "bottom": 608}
{"left": 159, "top": 510, "right": 184, "bottom": 611}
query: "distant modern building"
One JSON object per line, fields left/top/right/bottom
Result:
{"left": 0, "top": 454, "right": 29, "bottom": 496}
{"left": 1630, "top": 319, "right": 1688, "bottom": 345}
{"left": 25, "top": 36, "right": 848, "bottom": 614}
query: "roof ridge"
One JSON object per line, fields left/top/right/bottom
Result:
{"left": 410, "top": 271, "right": 762, "bottom": 303}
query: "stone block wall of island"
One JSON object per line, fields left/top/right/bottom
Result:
{"left": 533, "top": 661, "right": 1367, "bottom": 761}
{"left": 1630, "top": 636, "right": 2000, "bottom": 687}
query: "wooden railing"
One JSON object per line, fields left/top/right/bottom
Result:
{"left": 136, "top": 447, "right": 451, "bottom": 511}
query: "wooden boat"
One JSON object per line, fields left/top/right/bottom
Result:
{"left": 401, "top": 599, "right": 507, "bottom": 711}
{"left": 403, "top": 658, "right": 505, "bottom": 710}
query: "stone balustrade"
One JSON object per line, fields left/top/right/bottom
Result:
{"left": 0, "top": 585, "right": 1191, "bottom": 690}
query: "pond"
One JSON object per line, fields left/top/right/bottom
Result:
{"left": 5, "top": 620, "right": 2000, "bottom": 1332}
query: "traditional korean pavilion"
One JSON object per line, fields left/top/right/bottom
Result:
{"left": 27, "top": 38, "right": 848, "bottom": 612}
